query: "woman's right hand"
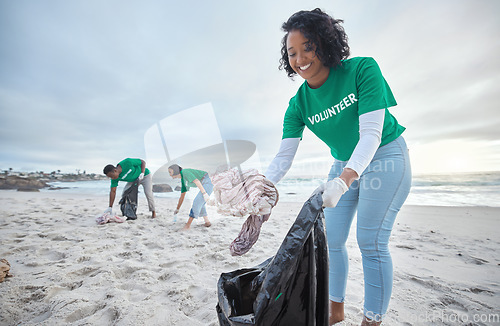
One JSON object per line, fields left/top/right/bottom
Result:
{"left": 320, "top": 177, "right": 349, "bottom": 208}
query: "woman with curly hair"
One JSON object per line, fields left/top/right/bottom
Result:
{"left": 265, "top": 8, "right": 412, "bottom": 326}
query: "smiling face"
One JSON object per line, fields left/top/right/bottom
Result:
{"left": 286, "top": 29, "right": 330, "bottom": 88}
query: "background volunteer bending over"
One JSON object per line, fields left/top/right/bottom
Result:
{"left": 103, "top": 158, "right": 156, "bottom": 218}
{"left": 168, "top": 164, "right": 213, "bottom": 230}
{"left": 265, "top": 8, "right": 411, "bottom": 326}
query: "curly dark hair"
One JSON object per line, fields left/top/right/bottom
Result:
{"left": 279, "top": 8, "right": 350, "bottom": 78}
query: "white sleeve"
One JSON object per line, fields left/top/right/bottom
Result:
{"left": 344, "top": 109, "right": 385, "bottom": 177}
{"left": 264, "top": 137, "right": 300, "bottom": 185}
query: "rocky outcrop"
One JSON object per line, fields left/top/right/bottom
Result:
{"left": 0, "top": 259, "right": 13, "bottom": 282}
{"left": 17, "top": 188, "right": 41, "bottom": 192}
{"left": 152, "top": 184, "right": 173, "bottom": 193}
{"left": 0, "top": 176, "right": 48, "bottom": 191}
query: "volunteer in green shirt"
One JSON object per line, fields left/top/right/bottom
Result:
{"left": 103, "top": 158, "right": 156, "bottom": 218}
{"left": 168, "top": 164, "right": 213, "bottom": 230}
{"left": 264, "top": 9, "right": 411, "bottom": 326}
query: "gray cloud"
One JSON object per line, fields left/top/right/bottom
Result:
{"left": 0, "top": 0, "right": 499, "bottom": 174}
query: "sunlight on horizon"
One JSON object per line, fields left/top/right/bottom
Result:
{"left": 263, "top": 138, "right": 500, "bottom": 178}
{"left": 409, "top": 139, "right": 499, "bottom": 174}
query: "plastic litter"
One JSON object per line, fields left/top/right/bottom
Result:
{"left": 216, "top": 192, "right": 328, "bottom": 325}
{"left": 95, "top": 212, "right": 126, "bottom": 225}
{"left": 119, "top": 180, "right": 139, "bottom": 220}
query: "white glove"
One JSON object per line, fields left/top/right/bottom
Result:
{"left": 203, "top": 193, "right": 210, "bottom": 202}
{"left": 138, "top": 173, "right": 145, "bottom": 181}
{"left": 321, "top": 177, "right": 349, "bottom": 208}
{"left": 104, "top": 207, "right": 113, "bottom": 214}
{"left": 174, "top": 209, "right": 179, "bottom": 215}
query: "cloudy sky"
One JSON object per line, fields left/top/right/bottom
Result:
{"left": 1, "top": 0, "right": 499, "bottom": 176}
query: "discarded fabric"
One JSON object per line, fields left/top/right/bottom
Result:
{"left": 229, "top": 214, "right": 270, "bottom": 256}
{"left": 96, "top": 212, "right": 126, "bottom": 225}
{"left": 210, "top": 168, "right": 278, "bottom": 217}
{"left": 209, "top": 168, "right": 278, "bottom": 256}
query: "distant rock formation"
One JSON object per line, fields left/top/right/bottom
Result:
{"left": 0, "top": 259, "right": 13, "bottom": 282}
{"left": 17, "top": 188, "right": 41, "bottom": 192}
{"left": 152, "top": 184, "right": 173, "bottom": 193}
{"left": 0, "top": 176, "right": 47, "bottom": 191}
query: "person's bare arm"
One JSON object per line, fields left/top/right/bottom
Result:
{"left": 192, "top": 179, "right": 206, "bottom": 194}
{"left": 339, "top": 168, "right": 359, "bottom": 188}
{"left": 140, "top": 159, "right": 146, "bottom": 174}
{"left": 176, "top": 192, "right": 186, "bottom": 212}
{"left": 109, "top": 187, "right": 117, "bottom": 207}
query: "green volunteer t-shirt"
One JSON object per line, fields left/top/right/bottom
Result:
{"left": 180, "top": 168, "right": 207, "bottom": 193}
{"left": 110, "top": 158, "right": 150, "bottom": 188}
{"left": 282, "top": 57, "right": 405, "bottom": 161}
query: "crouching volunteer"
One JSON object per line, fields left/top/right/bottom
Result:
{"left": 103, "top": 158, "right": 156, "bottom": 219}
{"left": 168, "top": 164, "right": 213, "bottom": 230}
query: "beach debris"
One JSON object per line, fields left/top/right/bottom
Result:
{"left": 210, "top": 168, "right": 278, "bottom": 217}
{"left": 119, "top": 181, "right": 138, "bottom": 220}
{"left": 95, "top": 212, "right": 126, "bottom": 225}
{"left": 217, "top": 192, "right": 328, "bottom": 324}
{"left": 209, "top": 168, "right": 278, "bottom": 256}
{"left": 0, "top": 259, "right": 13, "bottom": 282}
{"left": 230, "top": 214, "right": 270, "bottom": 256}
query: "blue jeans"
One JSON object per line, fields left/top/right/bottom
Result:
{"left": 325, "top": 136, "right": 411, "bottom": 320}
{"left": 189, "top": 174, "right": 213, "bottom": 218}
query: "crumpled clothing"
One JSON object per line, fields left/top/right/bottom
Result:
{"left": 229, "top": 214, "right": 270, "bottom": 256}
{"left": 209, "top": 168, "right": 278, "bottom": 217}
{"left": 209, "top": 168, "right": 278, "bottom": 256}
{"left": 96, "top": 212, "right": 126, "bottom": 225}
{"left": 0, "top": 258, "right": 13, "bottom": 282}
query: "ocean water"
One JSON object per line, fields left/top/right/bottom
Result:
{"left": 405, "top": 171, "right": 500, "bottom": 207}
{"left": 277, "top": 171, "right": 500, "bottom": 207}
{"left": 44, "top": 179, "right": 181, "bottom": 199}
{"left": 44, "top": 171, "right": 500, "bottom": 207}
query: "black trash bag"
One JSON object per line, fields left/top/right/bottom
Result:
{"left": 216, "top": 192, "right": 328, "bottom": 326}
{"left": 119, "top": 180, "right": 139, "bottom": 220}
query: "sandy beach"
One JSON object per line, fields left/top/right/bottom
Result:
{"left": 0, "top": 190, "right": 498, "bottom": 325}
